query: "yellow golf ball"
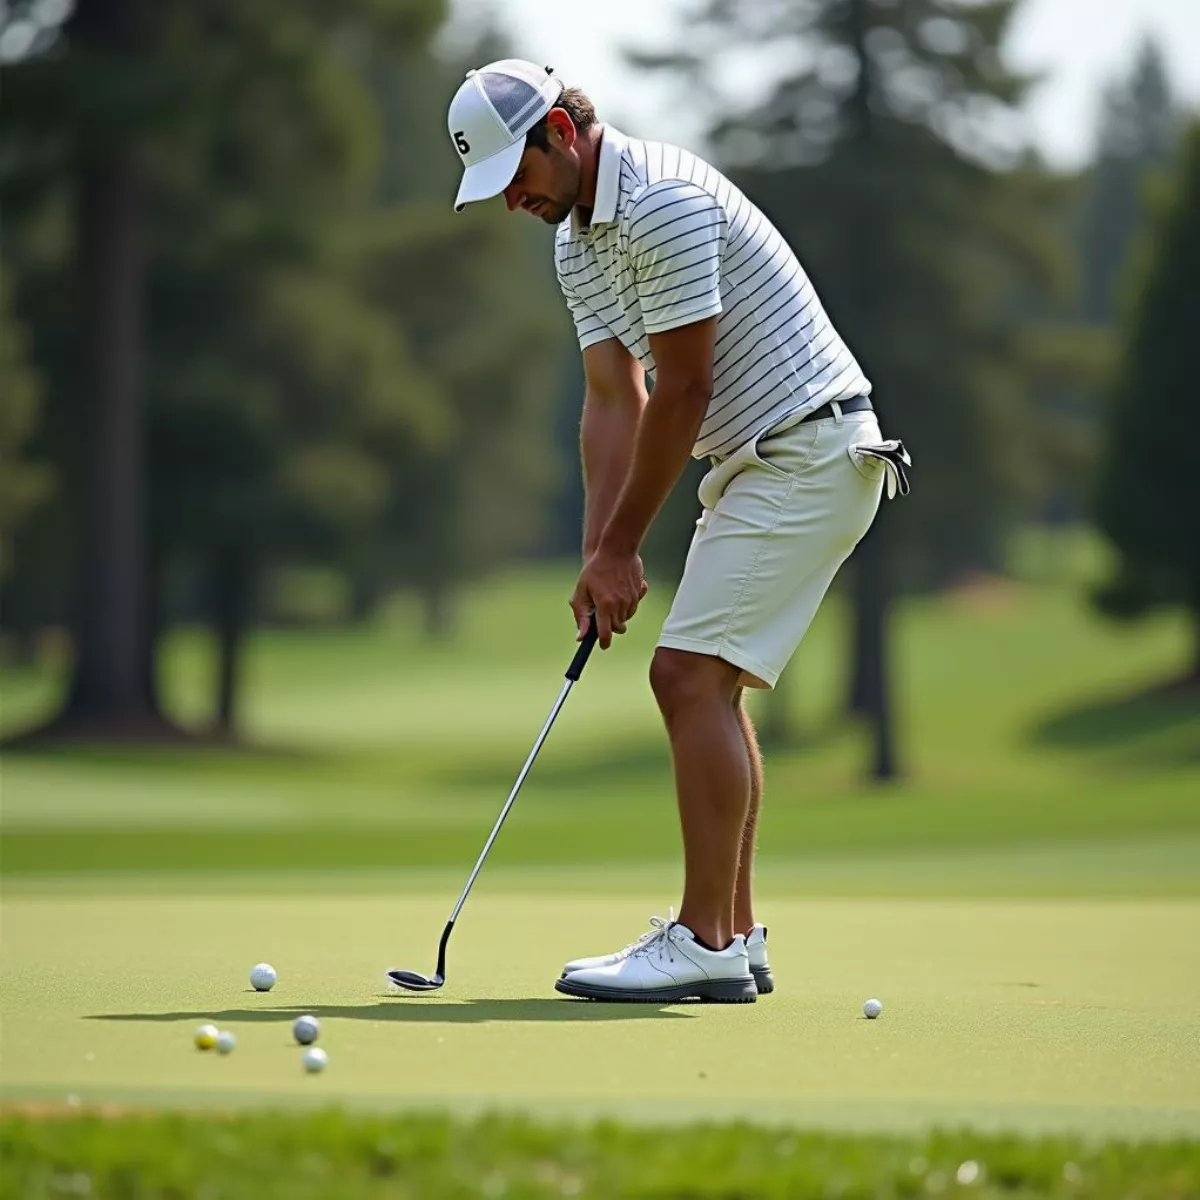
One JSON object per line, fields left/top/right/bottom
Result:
{"left": 194, "top": 1023, "right": 219, "bottom": 1050}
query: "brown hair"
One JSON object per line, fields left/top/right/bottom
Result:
{"left": 524, "top": 88, "right": 597, "bottom": 150}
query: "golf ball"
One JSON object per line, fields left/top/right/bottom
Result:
{"left": 302, "top": 1047, "right": 328, "bottom": 1074}
{"left": 249, "top": 962, "right": 277, "bottom": 992}
{"left": 194, "top": 1023, "right": 219, "bottom": 1050}
{"left": 292, "top": 1014, "right": 320, "bottom": 1045}
{"left": 863, "top": 998, "right": 883, "bottom": 1019}
{"left": 215, "top": 1030, "right": 237, "bottom": 1055}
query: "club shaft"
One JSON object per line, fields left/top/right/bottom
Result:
{"left": 447, "top": 676, "right": 575, "bottom": 924}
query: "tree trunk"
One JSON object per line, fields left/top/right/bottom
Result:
{"left": 843, "top": 0, "right": 899, "bottom": 781}
{"left": 212, "top": 547, "right": 253, "bottom": 737}
{"left": 850, "top": 509, "right": 898, "bottom": 781}
{"left": 58, "top": 145, "right": 163, "bottom": 731}
{"left": 39, "top": 0, "right": 176, "bottom": 741}
{"left": 140, "top": 544, "right": 165, "bottom": 714}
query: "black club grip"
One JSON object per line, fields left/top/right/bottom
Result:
{"left": 566, "top": 616, "right": 600, "bottom": 681}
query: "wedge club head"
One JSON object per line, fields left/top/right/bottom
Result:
{"left": 389, "top": 919, "right": 452, "bottom": 993}
{"left": 387, "top": 968, "right": 444, "bottom": 992}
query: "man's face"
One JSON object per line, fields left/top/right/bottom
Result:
{"left": 502, "top": 122, "right": 581, "bottom": 225}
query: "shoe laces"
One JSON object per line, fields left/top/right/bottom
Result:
{"left": 606, "top": 908, "right": 674, "bottom": 964}
{"left": 629, "top": 909, "right": 679, "bottom": 965}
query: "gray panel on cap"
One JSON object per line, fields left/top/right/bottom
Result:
{"left": 482, "top": 74, "right": 545, "bottom": 134}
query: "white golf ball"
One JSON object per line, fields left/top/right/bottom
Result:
{"left": 292, "top": 1014, "right": 320, "bottom": 1045}
{"left": 194, "top": 1023, "right": 219, "bottom": 1050}
{"left": 215, "top": 1030, "right": 237, "bottom": 1055}
{"left": 302, "top": 1047, "right": 328, "bottom": 1074}
{"left": 249, "top": 962, "right": 277, "bottom": 992}
{"left": 863, "top": 997, "right": 883, "bottom": 1019}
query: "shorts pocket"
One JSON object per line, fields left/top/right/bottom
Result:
{"left": 846, "top": 416, "right": 886, "bottom": 481}
{"left": 848, "top": 448, "right": 886, "bottom": 483}
{"left": 751, "top": 420, "right": 822, "bottom": 481}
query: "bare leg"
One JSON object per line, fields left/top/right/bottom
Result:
{"left": 733, "top": 689, "right": 764, "bottom": 936}
{"left": 649, "top": 647, "right": 748, "bottom": 951}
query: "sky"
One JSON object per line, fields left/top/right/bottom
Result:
{"left": 444, "top": 0, "right": 1200, "bottom": 168}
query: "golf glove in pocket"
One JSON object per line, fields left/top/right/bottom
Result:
{"left": 848, "top": 438, "right": 912, "bottom": 500}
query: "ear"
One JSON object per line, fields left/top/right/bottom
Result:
{"left": 546, "top": 108, "right": 576, "bottom": 150}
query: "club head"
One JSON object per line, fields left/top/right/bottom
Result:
{"left": 387, "top": 968, "right": 445, "bottom": 993}
{"left": 388, "top": 921, "right": 453, "bottom": 994}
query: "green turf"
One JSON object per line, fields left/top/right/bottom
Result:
{"left": 2, "top": 1111, "right": 1197, "bottom": 1200}
{"left": 2, "top": 562, "right": 1199, "bottom": 1167}
{"left": 3, "top": 567, "right": 1198, "bottom": 888}
{"left": 2, "top": 890, "right": 1198, "bottom": 1136}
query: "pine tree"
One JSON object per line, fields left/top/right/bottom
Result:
{"left": 2, "top": 4, "right": 571, "bottom": 736}
{"left": 1094, "top": 122, "right": 1200, "bottom": 682}
{"left": 1010, "top": 39, "right": 1177, "bottom": 545}
{"left": 1, "top": 0, "right": 448, "bottom": 738}
{"left": 1078, "top": 38, "right": 1178, "bottom": 325}
{"left": 631, "top": 0, "right": 1067, "bottom": 777}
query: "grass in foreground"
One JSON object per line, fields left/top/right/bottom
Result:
{"left": 4, "top": 892, "right": 1198, "bottom": 1134}
{"left": 2, "top": 1110, "right": 1198, "bottom": 1200}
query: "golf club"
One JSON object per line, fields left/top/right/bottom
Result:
{"left": 388, "top": 615, "right": 600, "bottom": 992}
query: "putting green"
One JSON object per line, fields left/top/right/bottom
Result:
{"left": 2, "top": 886, "right": 1198, "bottom": 1137}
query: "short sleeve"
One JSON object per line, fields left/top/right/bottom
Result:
{"left": 627, "top": 181, "right": 726, "bottom": 335}
{"left": 556, "top": 247, "right": 616, "bottom": 352}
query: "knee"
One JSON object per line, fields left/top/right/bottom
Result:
{"left": 649, "top": 648, "right": 732, "bottom": 723}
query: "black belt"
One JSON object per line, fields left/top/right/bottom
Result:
{"left": 712, "top": 396, "right": 877, "bottom": 467}
{"left": 798, "top": 395, "right": 873, "bottom": 424}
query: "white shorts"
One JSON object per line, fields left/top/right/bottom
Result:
{"left": 657, "top": 405, "right": 886, "bottom": 689}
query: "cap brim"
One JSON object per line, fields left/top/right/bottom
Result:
{"left": 453, "top": 138, "right": 525, "bottom": 212}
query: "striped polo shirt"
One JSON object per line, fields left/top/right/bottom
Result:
{"left": 555, "top": 125, "right": 871, "bottom": 460}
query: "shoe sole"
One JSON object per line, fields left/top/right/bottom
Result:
{"left": 751, "top": 965, "right": 774, "bottom": 995}
{"left": 559, "top": 964, "right": 776, "bottom": 996}
{"left": 554, "top": 975, "right": 757, "bottom": 1004}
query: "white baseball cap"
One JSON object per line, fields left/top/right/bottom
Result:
{"left": 447, "top": 59, "right": 565, "bottom": 212}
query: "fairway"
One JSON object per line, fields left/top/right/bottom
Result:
{"left": 3, "top": 883, "right": 1199, "bottom": 1137}
{"left": 4, "top": 566, "right": 1200, "bottom": 1177}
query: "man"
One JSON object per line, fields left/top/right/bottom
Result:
{"left": 447, "top": 60, "right": 908, "bottom": 1003}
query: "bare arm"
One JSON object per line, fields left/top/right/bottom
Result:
{"left": 599, "top": 317, "right": 717, "bottom": 556}
{"left": 570, "top": 318, "right": 717, "bottom": 648}
{"left": 580, "top": 339, "right": 648, "bottom": 559}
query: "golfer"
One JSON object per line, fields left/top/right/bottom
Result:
{"left": 448, "top": 60, "right": 909, "bottom": 1003}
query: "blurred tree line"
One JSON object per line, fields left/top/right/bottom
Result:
{"left": 626, "top": 2, "right": 1196, "bottom": 769}
{"left": 1, "top": 0, "right": 1196, "bottom": 757}
{"left": 1, "top": 0, "right": 568, "bottom": 738}
{"left": 1094, "top": 119, "right": 1200, "bottom": 682}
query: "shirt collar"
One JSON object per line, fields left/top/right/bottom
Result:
{"left": 570, "top": 124, "right": 627, "bottom": 238}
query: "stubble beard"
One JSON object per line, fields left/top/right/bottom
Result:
{"left": 538, "top": 152, "right": 581, "bottom": 225}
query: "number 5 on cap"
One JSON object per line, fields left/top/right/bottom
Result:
{"left": 454, "top": 131, "right": 470, "bottom": 155}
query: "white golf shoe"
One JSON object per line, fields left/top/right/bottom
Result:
{"left": 563, "top": 914, "right": 776, "bottom": 996}
{"left": 746, "top": 923, "right": 774, "bottom": 995}
{"left": 555, "top": 918, "right": 756, "bottom": 1003}
{"left": 561, "top": 909, "right": 677, "bottom": 975}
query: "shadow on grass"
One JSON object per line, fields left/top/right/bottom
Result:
{"left": 87, "top": 998, "right": 692, "bottom": 1025}
{"left": 1029, "top": 677, "right": 1200, "bottom": 764}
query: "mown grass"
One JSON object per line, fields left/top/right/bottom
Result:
{"left": 2, "top": 549, "right": 1198, "bottom": 1188}
{"left": 2, "top": 564, "right": 1197, "bottom": 889}
{"left": 2, "top": 1110, "right": 1197, "bottom": 1200}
